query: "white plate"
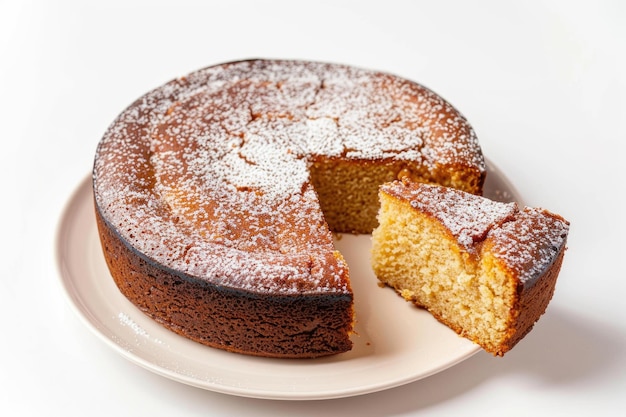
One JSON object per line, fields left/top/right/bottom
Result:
{"left": 56, "top": 161, "right": 522, "bottom": 400}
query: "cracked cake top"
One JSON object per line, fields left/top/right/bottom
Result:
{"left": 93, "top": 59, "right": 485, "bottom": 294}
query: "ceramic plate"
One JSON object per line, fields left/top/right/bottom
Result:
{"left": 56, "top": 161, "right": 521, "bottom": 400}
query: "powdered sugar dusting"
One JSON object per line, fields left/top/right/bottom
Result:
{"left": 384, "top": 182, "right": 517, "bottom": 251}
{"left": 93, "top": 60, "right": 485, "bottom": 294}
{"left": 489, "top": 207, "right": 569, "bottom": 286}
{"left": 382, "top": 182, "right": 569, "bottom": 286}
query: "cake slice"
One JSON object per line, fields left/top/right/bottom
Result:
{"left": 371, "top": 181, "right": 569, "bottom": 355}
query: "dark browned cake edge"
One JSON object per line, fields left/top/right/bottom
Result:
{"left": 498, "top": 247, "right": 566, "bottom": 355}
{"left": 95, "top": 202, "right": 354, "bottom": 359}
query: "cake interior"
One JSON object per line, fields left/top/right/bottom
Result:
{"left": 310, "top": 159, "right": 483, "bottom": 234}
{"left": 371, "top": 192, "right": 517, "bottom": 354}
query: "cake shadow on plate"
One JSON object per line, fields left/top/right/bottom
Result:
{"left": 147, "top": 307, "right": 619, "bottom": 412}
{"left": 392, "top": 306, "right": 623, "bottom": 406}
{"left": 303, "top": 306, "right": 622, "bottom": 414}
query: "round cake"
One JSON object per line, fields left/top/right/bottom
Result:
{"left": 93, "top": 59, "right": 486, "bottom": 358}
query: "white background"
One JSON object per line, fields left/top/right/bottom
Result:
{"left": 2, "top": 0, "right": 625, "bottom": 415}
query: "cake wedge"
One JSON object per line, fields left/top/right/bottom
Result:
{"left": 371, "top": 181, "right": 569, "bottom": 355}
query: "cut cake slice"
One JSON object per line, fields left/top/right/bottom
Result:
{"left": 371, "top": 180, "right": 569, "bottom": 355}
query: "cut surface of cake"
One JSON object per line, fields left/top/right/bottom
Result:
{"left": 93, "top": 59, "right": 486, "bottom": 358}
{"left": 371, "top": 181, "right": 569, "bottom": 356}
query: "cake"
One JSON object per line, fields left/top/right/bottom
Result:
{"left": 93, "top": 59, "right": 486, "bottom": 358}
{"left": 371, "top": 181, "right": 569, "bottom": 356}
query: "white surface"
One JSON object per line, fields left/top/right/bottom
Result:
{"left": 2, "top": 0, "right": 625, "bottom": 415}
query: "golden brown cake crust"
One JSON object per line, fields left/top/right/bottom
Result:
{"left": 503, "top": 248, "right": 565, "bottom": 353}
{"left": 93, "top": 59, "right": 486, "bottom": 358}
